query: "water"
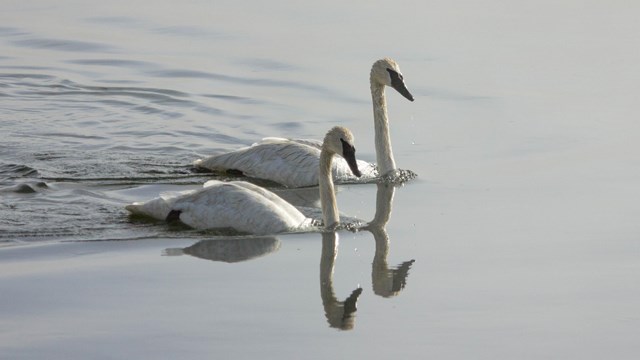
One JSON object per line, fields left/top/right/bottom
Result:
{"left": 2, "top": 1, "right": 640, "bottom": 359}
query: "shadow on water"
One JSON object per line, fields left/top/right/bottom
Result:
{"left": 162, "top": 182, "right": 415, "bottom": 330}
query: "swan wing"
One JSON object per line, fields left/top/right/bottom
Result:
{"left": 125, "top": 189, "right": 197, "bottom": 220}
{"left": 204, "top": 179, "right": 309, "bottom": 223}
{"left": 255, "top": 137, "right": 323, "bottom": 150}
{"left": 127, "top": 181, "right": 309, "bottom": 235}
{"left": 196, "top": 139, "right": 376, "bottom": 187}
{"left": 195, "top": 141, "right": 323, "bottom": 188}
{"left": 225, "top": 181, "right": 309, "bottom": 223}
{"left": 173, "top": 182, "right": 308, "bottom": 234}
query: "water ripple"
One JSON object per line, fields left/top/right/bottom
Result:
{"left": 153, "top": 25, "right": 230, "bottom": 39}
{"left": 236, "top": 58, "right": 299, "bottom": 72}
{"left": 0, "top": 182, "right": 48, "bottom": 194}
{"left": 146, "top": 68, "right": 365, "bottom": 104}
{"left": 66, "top": 58, "right": 158, "bottom": 69}
{"left": 11, "top": 37, "right": 115, "bottom": 53}
{"left": 85, "top": 16, "right": 140, "bottom": 26}
{"left": 0, "top": 73, "right": 254, "bottom": 122}
{"left": 0, "top": 163, "right": 39, "bottom": 179}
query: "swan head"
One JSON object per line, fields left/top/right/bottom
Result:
{"left": 323, "top": 126, "right": 362, "bottom": 178}
{"left": 370, "top": 58, "right": 414, "bottom": 101}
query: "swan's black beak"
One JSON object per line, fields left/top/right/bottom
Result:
{"left": 387, "top": 68, "right": 414, "bottom": 101}
{"left": 394, "top": 81, "right": 414, "bottom": 102}
{"left": 340, "top": 139, "right": 362, "bottom": 178}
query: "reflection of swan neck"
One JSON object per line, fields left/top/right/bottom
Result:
{"left": 370, "top": 226, "right": 394, "bottom": 298}
{"left": 319, "top": 150, "right": 339, "bottom": 227}
{"left": 371, "top": 79, "right": 396, "bottom": 175}
{"left": 320, "top": 232, "right": 360, "bottom": 330}
{"left": 366, "top": 183, "right": 414, "bottom": 298}
{"left": 370, "top": 224, "right": 414, "bottom": 298}
{"left": 319, "top": 234, "right": 338, "bottom": 310}
{"left": 371, "top": 226, "right": 391, "bottom": 269}
{"left": 320, "top": 232, "right": 338, "bottom": 282}
{"left": 370, "top": 183, "right": 395, "bottom": 226}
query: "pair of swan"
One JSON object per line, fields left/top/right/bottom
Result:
{"left": 126, "top": 126, "right": 361, "bottom": 234}
{"left": 194, "top": 57, "right": 414, "bottom": 188}
{"left": 127, "top": 58, "right": 413, "bottom": 234}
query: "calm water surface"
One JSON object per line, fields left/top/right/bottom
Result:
{"left": 1, "top": 1, "right": 640, "bottom": 359}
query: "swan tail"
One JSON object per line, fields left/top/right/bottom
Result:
{"left": 193, "top": 152, "right": 239, "bottom": 172}
{"left": 125, "top": 202, "right": 145, "bottom": 214}
{"left": 125, "top": 197, "right": 172, "bottom": 221}
{"left": 193, "top": 157, "right": 229, "bottom": 171}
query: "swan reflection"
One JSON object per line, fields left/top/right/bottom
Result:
{"left": 364, "top": 182, "right": 415, "bottom": 298}
{"left": 320, "top": 231, "right": 363, "bottom": 330}
{"left": 319, "top": 182, "right": 414, "bottom": 329}
{"left": 163, "top": 236, "right": 280, "bottom": 263}
{"left": 162, "top": 182, "right": 414, "bottom": 330}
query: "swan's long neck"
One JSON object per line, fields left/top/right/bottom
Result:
{"left": 319, "top": 150, "right": 339, "bottom": 228}
{"left": 371, "top": 80, "right": 396, "bottom": 175}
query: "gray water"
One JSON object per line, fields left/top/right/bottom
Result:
{"left": 2, "top": 1, "right": 640, "bottom": 359}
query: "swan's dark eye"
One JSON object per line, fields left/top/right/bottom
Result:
{"left": 387, "top": 68, "right": 403, "bottom": 81}
{"left": 340, "top": 138, "right": 355, "bottom": 155}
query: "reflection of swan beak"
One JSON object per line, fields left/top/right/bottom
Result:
{"left": 344, "top": 287, "right": 363, "bottom": 314}
{"left": 340, "top": 287, "right": 363, "bottom": 328}
{"left": 373, "top": 259, "right": 415, "bottom": 298}
{"left": 327, "top": 287, "right": 363, "bottom": 330}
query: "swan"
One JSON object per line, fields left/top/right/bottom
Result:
{"left": 126, "top": 126, "right": 361, "bottom": 234}
{"left": 194, "top": 57, "right": 414, "bottom": 188}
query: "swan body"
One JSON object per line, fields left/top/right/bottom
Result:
{"left": 194, "top": 58, "right": 413, "bottom": 188}
{"left": 195, "top": 137, "right": 374, "bottom": 188}
{"left": 126, "top": 126, "right": 361, "bottom": 234}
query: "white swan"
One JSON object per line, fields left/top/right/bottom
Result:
{"left": 126, "top": 126, "right": 361, "bottom": 234}
{"left": 194, "top": 58, "right": 414, "bottom": 188}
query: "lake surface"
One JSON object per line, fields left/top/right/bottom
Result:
{"left": 1, "top": 1, "right": 640, "bottom": 359}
